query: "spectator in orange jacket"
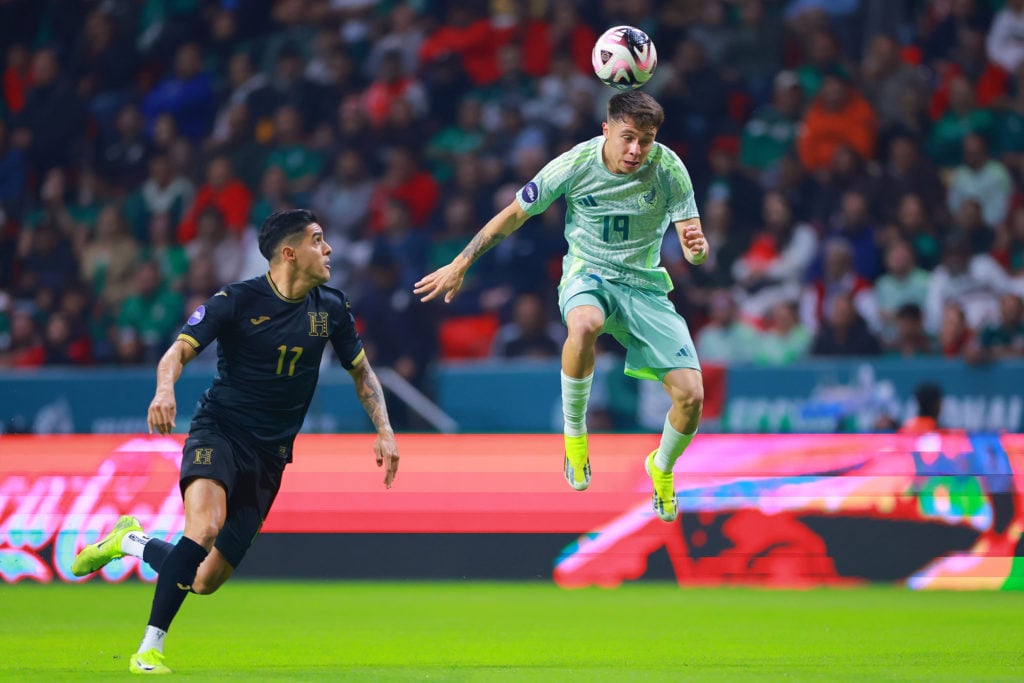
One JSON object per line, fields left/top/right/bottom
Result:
{"left": 797, "top": 68, "right": 878, "bottom": 173}
{"left": 177, "top": 154, "right": 253, "bottom": 244}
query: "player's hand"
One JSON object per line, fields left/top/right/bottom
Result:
{"left": 147, "top": 390, "right": 177, "bottom": 435}
{"left": 374, "top": 431, "right": 399, "bottom": 489}
{"left": 414, "top": 262, "right": 466, "bottom": 303}
{"left": 682, "top": 225, "right": 708, "bottom": 265}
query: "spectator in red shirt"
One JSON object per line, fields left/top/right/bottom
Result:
{"left": 177, "top": 154, "right": 253, "bottom": 243}
{"left": 368, "top": 146, "right": 439, "bottom": 233}
{"left": 362, "top": 49, "right": 428, "bottom": 129}
{"left": 3, "top": 43, "right": 31, "bottom": 114}
{"left": 1, "top": 308, "right": 45, "bottom": 368}
{"left": 937, "top": 301, "right": 976, "bottom": 358}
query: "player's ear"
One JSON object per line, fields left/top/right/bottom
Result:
{"left": 601, "top": 121, "right": 609, "bottom": 137}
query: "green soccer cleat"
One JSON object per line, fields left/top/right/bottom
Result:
{"left": 130, "top": 649, "right": 171, "bottom": 675}
{"left": 563, "top": 434, "right": 591, "bottom": 491}
{"left": 645, "top": 451, "right": 678, "bottom": 522}
{"left": 71, "top": 515, "right": 143, "bottom": 577}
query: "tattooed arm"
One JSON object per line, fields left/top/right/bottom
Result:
{"left": 348, "top": 354, "right": 399, "bottom": 488}
{"left": 414, "top": 199, "right": 531, "bottom": 303}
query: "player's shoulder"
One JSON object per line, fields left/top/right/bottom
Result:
{"left": 219, "top": 273, "right": 269, "bottom": 293}
{"left": 543, "top": 136, "right": 602, "bottom": 176}
{"left": 214, "top": 274, "right": 269, "bottom": 302}
{"left": 650, "top": 141, "right": 687, "bottom": 170}
{"left": 313, "top": 283, "right": 352, "bottom": 310}
{"left": 649, "top": 142, "right": 693, "bottom": 189}
{"left": 567, "top": 136, "right": 603, "bottom": 158}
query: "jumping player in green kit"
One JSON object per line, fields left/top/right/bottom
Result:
{"left": 71, "top": 209, "right": 400, "bottom": 674}
{"left": 416, "top": 91, "right": 707, "bottom": 523}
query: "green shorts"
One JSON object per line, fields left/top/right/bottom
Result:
{"left": 558, "top": 272, "right": 701, "bottom": 381}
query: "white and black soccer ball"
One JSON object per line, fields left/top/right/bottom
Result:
{"left": 591, "top": 25, "right": 658, "bottom": 90}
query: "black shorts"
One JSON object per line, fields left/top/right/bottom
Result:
{"left": 180, "top": 418, "right": 287, "bottom": 569}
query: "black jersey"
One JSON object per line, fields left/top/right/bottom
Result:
{"left": 177, "top": 273, "right": 363, "bottom": 454}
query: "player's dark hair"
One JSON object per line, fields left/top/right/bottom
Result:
{"left": 608, "top": 91, "right": 664, "bottom": 131}
{"left": 258, "top": 209, "right": 318, "bottom": 260}
{"left": 914, "top": 382, "right": 943, "bottom": 420}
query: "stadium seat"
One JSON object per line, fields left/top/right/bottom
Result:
{"left": 438, "top": 314, "right": 500, "bottom": 360}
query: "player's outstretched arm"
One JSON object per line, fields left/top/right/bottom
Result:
{"left": 348, "top": 355, "right": 399, "bottom": 488}
{"left": 676, "top": 218, "right": 709, "bottom": 266}
{"left": 147, "top": 340, "right": 197, "bottom": 435}
{"left": 414, "top": 200, "right": 530, "bottom": 303}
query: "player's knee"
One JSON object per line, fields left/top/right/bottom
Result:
{"left": 185, "top": 520, "right": 222, "bottom": 550}
{"left": 567, "top": 313, "right": 603, "bottom": 344}
{"left": 670, "top": 385, "right": 704, "bottom": 416}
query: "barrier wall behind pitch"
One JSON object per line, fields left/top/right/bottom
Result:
{"left": 2, "top": 358, "right": 1023, "bottom": 435}
{"left": 2, "top": 433, "right": 1022, "bottom": 589}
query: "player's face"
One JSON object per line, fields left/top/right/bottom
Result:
{"left": 295, "top": 223, "right": 332, "bottom": 284}
{"left": 601, "top": 116, "right": 657, "bottom": 175}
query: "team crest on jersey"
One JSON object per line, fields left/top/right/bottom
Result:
{"left": 308, "top": 312, "right": 329, "bottom": 337}
{"left": 638, "top": 186, "right": 657, "bottom": 208}
{"left": 521, "top": 181, "right": 539, "bottom": 203}
{"left": 187, "top": 305, "right": 206, "bottom": 325}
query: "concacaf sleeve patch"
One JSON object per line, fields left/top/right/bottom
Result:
{"left": 521, "top": 181, "right": 539, "bottom": 203}
{"left": 187, "top": 305, "right": 206, "bottom": 325}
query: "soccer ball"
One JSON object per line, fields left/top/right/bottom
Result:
{"left": 591, "top": 25, "right": 658, "bottom": 90}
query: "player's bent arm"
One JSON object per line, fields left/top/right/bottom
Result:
{"left": 456, "top": 200, "right": 531, "bottom": 269}
{"left": 347, "top": 352, "right": 400, "bottom": 488}
{"left": 415, "top": 200, "right": 530, "bottom": 303}
{"left": 147, "top": 339, "right": 198, "bottom": 435}
{"left": 675, "top": 218, "right": 709, "bottom": 266}
{"left": 347, "top": 352, "right": 395, "bottom": 438}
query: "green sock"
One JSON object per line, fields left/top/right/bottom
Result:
{"left": 561, "top": 371, "right": 593, "bottom": 437}
{"left": 653, "top": 415, "right": 696, "bottom": 472}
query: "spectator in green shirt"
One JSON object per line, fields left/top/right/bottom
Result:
{"left": 977, "top": 292, "right": 1024, "bottom": 361}
{"left": 740, "top": 70, "right": 803, "bottom": 183}
{"left": 117, "top": 260, "right": 184, "bottom": 363}
{"left": 752, "top": 300, "right": 812, "bottom": 366}
{"left": 264, "top": 103, "right": 323, "bottom": 200}
{"left": 695, "top": 289, "right": 759, "bottom": 365}
{"left": 874, "top": 240, "right": 930, "bottom": 344}
{"left": 927, "top": 75, "right": 996, "bottom": 168}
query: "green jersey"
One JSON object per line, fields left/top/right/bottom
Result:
{"left": 516, "top": 136, "right": 699, "bottom": 293}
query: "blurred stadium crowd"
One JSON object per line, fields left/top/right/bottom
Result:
{"left": 2, "top": 0, "right": 1024, "bottom": 394}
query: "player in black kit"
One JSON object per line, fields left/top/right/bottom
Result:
{"left": 70, "top": 209, "right": 400, "bottom": 674}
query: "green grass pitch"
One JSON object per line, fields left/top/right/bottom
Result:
{"left": 2, "top": 581, "right": 1022, "bottom": 681}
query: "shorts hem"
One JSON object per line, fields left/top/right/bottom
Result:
{"left": 625, "top": 365, "right": 702, "bottom": 381}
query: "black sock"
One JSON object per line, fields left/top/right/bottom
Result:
{"left": 146, "top": 536, "right": 208, "bottom": 631}
{"left": 142, "top": 539, "right": 175, "bottom": 572}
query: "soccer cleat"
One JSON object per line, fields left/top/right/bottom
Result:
{"left": 130, "top": 649, "right": 171, "bottom": 675}
{"left": 645, "top": 451, "right": 678, "bottom": 522}
{"left": 563, "top": 434, "right": 591, "bottom": 491}
{"left": 71, "top": 515, "right": 143, "bottom": 577}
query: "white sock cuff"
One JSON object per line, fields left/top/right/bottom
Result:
{"left": 654, "top": 416, "right": 697, "bottom": 471}
{"left": 121, "top": 531, "right": 151, "bottom": 559}
{"left": 663, "top": 415, "right": 698, "bottom": 438}
{"left": 560, "top": 371, "right": 594, "bottom": 388}
{"left": 139, "top": 625, "right": 167, "bottom": 654}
